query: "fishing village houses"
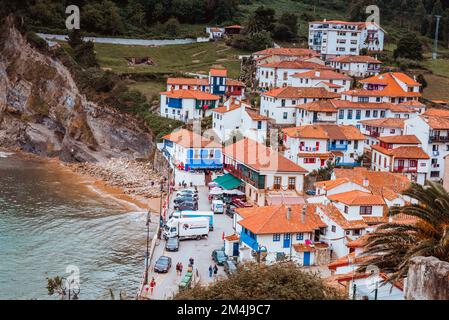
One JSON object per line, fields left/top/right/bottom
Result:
{"left": 155, "top": 17, "right": 449, "bottom": 299}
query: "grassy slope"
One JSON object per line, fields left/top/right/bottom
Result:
{"left": 94, "top": 41, "right": 249, "bottom": 78}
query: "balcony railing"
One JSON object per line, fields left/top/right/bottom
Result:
{"left": 224, "top": 164, "right": 263, "bottom": 189}
{"left": 328, "top": 143, "right": 348, "bottom": 151}
{"left": 429, "top": 136, "right": 449, "bottom": 143}
{"left": 368, "top": 131, "right": 380, "bottom": 138}
{"left": 394, "top": 166, "right": 418, "bottom": 173}
{"left": 240, "top": 232, "right": 259, "bottom": 251}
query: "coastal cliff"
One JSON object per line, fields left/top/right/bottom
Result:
{"left": 0, "top": 18, "right": 153, "bottom": 162}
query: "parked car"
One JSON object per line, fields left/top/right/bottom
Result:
{"left": 211, "top": 249, "right": 227, "bottom": 266}
{"left": 165, "top": 237, "right": 179, "bottom": 252}
{"left": 176, "top": 191, "right": 199, "bottom": 200}
{"left": 223, "top": 260, "right": 237, "bottom": 275}
{"left": 306, "top": 190, "right": 316, "bottom": 196}
{"left": 175, "top": 201, "right": 198, "bottom": 211}
{"left": 174, "top": 195, "right": 198, "bottom": 204}
{"left": 154, "top": 256, "right": 172, "bottom": 273}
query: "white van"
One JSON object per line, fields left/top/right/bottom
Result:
{"left": 211, "top": 199, "right": 224, "bottom": 214}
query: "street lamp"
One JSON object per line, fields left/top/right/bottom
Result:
{"left": 60, "top": 276, "right": 80, "bottom": 300}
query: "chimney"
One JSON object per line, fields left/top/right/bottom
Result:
{"left": 286, "top": 207, "right": 292, "bottom": 221}
{"left": 301, "top": 206, "right": 307, "bottom": 224}
{"left": 363, "top": 177, "right": 369, "bottom": 187}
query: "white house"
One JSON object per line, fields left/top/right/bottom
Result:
{"left": 211, "top": 99, "right": 269, "bottom": 144}
{"left": 252, "top": 47, "right": 321, "bottom": 66}
{"left": 327, "top": 55, "right": 382, "bottom": 77}
{"left": 404, "top": 115, "right": 449, "bottom": 181}
{"left": 223, "top": 138, "right": 308, "bottom": 206}
{"left": 260, "top": 87, "right": 339, "bottom": 126}
{"left": 290, "top": 69, "right": 352, "bottom": 93}
{"left": 359, "top": 118, "right": 406, "bottom": 148}
{"left": 256, "top": 60, "right": 332, "bottom": 90}
{"left": 308, "top": 20, "right": 385, "bottom": 59}
{"left": 295, "top": 100, "right": 338, "bottom": 126}
{"left": 159, "top": 89, "right": 220, "bottom": 122}
{"left": 342, "top": 72, "right": 422, "bottom": 104}
{"left": 282, "top": 124, "right": 366, "bottom": 172}
{"left": 236, "top": 204, "right": 328, "bottom": 266}
{"left": 161, "top": 128, "right": 223, "bottom": 186}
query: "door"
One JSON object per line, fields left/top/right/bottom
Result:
{"left": 283, "top": 233, "right": 291, "bottom": 249}
{"left": 303, "top": 252, "right": 311, "bottom": 266}
{"left": 232, "top": 242, "right": 239, "bottom": 256}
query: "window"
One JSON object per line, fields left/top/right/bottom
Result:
{"left": 353, "top": 229, "right": 361, "bottom": 236}
{"left": 257, "top": 121, "right": 262, "bottom": 130}
{"left": 356, "top": 110, "right": 361, "bottom": 119}
{"left": 283, "top": 112, "right": 288, "bottom": 120}
{"left": 354, "top": 140, "right": 359, "bottom": 149}
{"left": 380, "top": 110, "right": 386, "bottom": 117}
{"left": 331, "top": 225, "right": 336, "bottom": 233}
{"left": 273, "top": 234, "right": 281, "bottom": 242}
{"left": 273, "top": 176, "right": 281, "bottom": 190}
{"left": 339, "top": 110, "right": 344, "bottom": 119}
{"left": 296, "top": 233, "right": 304, "bottom": 241}
{"left": 288, "top": 177, "right": 296, "bottom": 190}
{"left": 360, "top": 206, "right": 373, "bottom": 215}
{"left": 344, "top": 206, "right": 349, "bottom": 214}
{"left": 365, "top": 110, "right": 371, "bottom": 118}
{"left": 194, "top": 150, "right": 200, "bottom": 159}
{"left": 304, "top": 158, "right": 316, "bottom": 164}
{"left": 373, "top": 110, "right": 378, "bottom": 117}
{"left": 347, "top": 110, "right": 353, "bottom": 119}
{"left": 283, "top": 72, "right": 288, "bottom": 80}
{"left": 281, "top": 99, "right": 286, "bottom": 107}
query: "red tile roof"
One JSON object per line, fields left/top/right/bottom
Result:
{"left": 223, "top": 138, "right": 308, "bottom": 173}
{"left": 210, "top": 68, "right": 227, "bottom": 77}
{"left": 359, "top": 118, "right": 405, "bottom": 129}
{"left": 328, "top": 190, "right": 386, "bottom": 206}
{"left": 259, "top": 60, "right": 332, "bottom": 70}
{"left": 420, "top": 115, "right": 449, "bottom": 129}
{"left": 292, "top": 69, "right": 351, "bottom": 80}
{"left": 237, "top": 204, "right": 326, "bottom": 235}
{"left": 295, "top": 100, "right": 338, "bottom": 112}
{"left": 212, "top": 104, "right": 241, "bottom": 114}
{"left": 162, "top": 128, "right": 221, "bottom": 148}
{"left": 317, "top": 204, "right": 368, "bottom": 230}
{"left": 245, "top": 109, "right": 270, "bottom": 121}
{"left": 283, "top": 124, "right": 365, "bottom": 140}
{"left": 263, "top": 87, "right": 340, "bottom": 99}
{"left": 372, "top": 145, "right": 430, "bottom": 159}
{"left": 377, "top": 135, "right": 421, "bottom": 144}
{"left": 161, "top": 89, "right": 220, "bottom": 100}
{"left": 329, "top": 55, "right": 381, "bottom": 64}
{"left": 167, "top": 77, "right": 209, "bottom": 86}
{"left": 423, "top": 108, "right": 449, "bottom": 118}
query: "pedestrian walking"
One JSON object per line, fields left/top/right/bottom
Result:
{"left": 208, "top": 265, "right": 213, "bottom": 278}
{"left": 213, "top": 264, "right": 218, "bottom": 277}
{"left": 149, "top": 277, "right": 156, "bottom": 295}
{"left": 179, "top": 262, "right": 183, "bottom": 274}
{"left": 175, "top": 262, "right": 180, "bottom": 275}
{"left": 189, "top": 257, "right": 194, "bottom": 266}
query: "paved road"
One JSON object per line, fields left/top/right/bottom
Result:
{"left": 142, "top": 186, "right": 234, "bottom": 300}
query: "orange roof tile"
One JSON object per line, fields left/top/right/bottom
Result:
{"left": 360, "top": 72, "right": 420, "bottom": 86}
{"left": 423, "top": 108, "right": 449, "bottom": 118}
{"left": 378, "top": 135, "right": 420, "bottom": 144}
{"left": 167, "top": 77, "right": 209, "bottom": 86}
{"left": 212, "top": 104, "right": 241, "bottom": 114}
{"left": 298, "top": 152, "right": 332, "bottom": 159}
{"left": 226, "top": 79, "right": 245, "bottom": 87}
{"left": 260, "top": 60, "right": 332, "bottom": 70}
{"left": 399, "top": 100, "right": 426, "bottom": 108}
{"left": 161, "top": 89, "right": 220, "bottom": 100}
{"left": 210, "top": 68, "right": 227, "bottom": 77}
{"left": 333, "top": 167, "right": 410, "bottom": 201}
{"left": 346, "top": 233, "right": 371, "bottom": 248}
{"left": 223, "top": 138, "right": 308, "bottom": 173}
{"left": 245, "top": 109, "right": 270, "bottom": 121}
{"left": 328, "top": 251, "right": 371, "bottom": 270}
{"left": 359, "top": 118, "right": 405, "bottom": 129}
{"left": 295, "top": 100, "right": 338, "bottom": 112}
{"left": 317, "top": 204, "right": 368, "bottom": 230}
{"left": 372, "top": 145, "right": 430, "bottom": 159}
{"left": 315, "top": 178, "right": 351, "bottom": 190}
{"left": 328, "top": 190, "right": 385, "bottom": 206}
{"left": 329, "top": 55, "right": 381, "bottom": 64}
{"left": 292, "top": 69, "right": 351, "bottom": 80}
{"left": 283, "top": 124, "right": 365, "bottom": 140}
{"left": 162, "top": 128, "right": 221, "bottom": 148}
{"left": 224, "top": 234, "right": 240, "bottom": 241}
{"left": 237, "top": 204, "right": 327, "bottom": 235}
{"left": 318, "top": 81, "right": 343, "bottom": 89}
{"left": 263, "top": 87, "right": 340, "bottom": 99}
{"left": 420, "top": 115, "right": 449, "bottom": 129}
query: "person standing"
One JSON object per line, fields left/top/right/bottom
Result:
{"left": 149, "top": 277, "right": 156, "bottom": 295}
{"left": 179, "top": 262, "right": 183, "bottom": 274}
{"left": 189, "top": 257, "right": 194, "bottom": 266}
{"left": 208, "top": 265, "right": 213, "bottom": 278}
{"left": 213, "top": 264, "right": 218, "bottom": 277}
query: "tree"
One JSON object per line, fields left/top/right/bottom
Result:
{"left": 74, "top": 40, "right": 99, "bottom": 68}
{"left": 416, "top": 74, "right": 428, "bottom": 91}
{"left": 394, "top": 33, "right": 423, "bottom": 60}
{"left": 173, "top": 262, "right": 345, "bottom": 300}
{"left": 280, "top": 13, "right": 298, "bottom": 36}
{"left": 414, "top": 0, "right": 428, "bottom": 34}
{"left": 246, "top": 6, "right": 276, "bottom": 35}
{"left": 359, "top": 181, "right": 449, "bottom": 283}
{"left": 272, "top": 23, "right": 295, "bottom": 41}
{"left": 67, "top": 29, "right": 83, "bottom": 50}
{"left": 163, "top": 17, "right": 181, "bottom": 37}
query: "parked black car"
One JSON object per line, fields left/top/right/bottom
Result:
{"left": 154, "top": 256, "right": 172, "bottom": 273}
{"left": 211, "top": 249, "right": 227, "bottom": 266}
{"left": 175, "top": 201, "right": 198, "bottom": 211}
{"left": 223, "top": 260, "right": 237, "bottom": 275}
{"left": 165, "top": 237, "right": 179, "bottom": 252}
{"left": 176, "top": 189, "right": 199, "bottom": 198}
{"left": 306, "top": 190, "right": 316, "bottom": 196}
{"left": 174, "top": 195, "right": 198, "bottom": 204}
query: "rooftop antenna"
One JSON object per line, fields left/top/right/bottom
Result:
{"left": 433, "top": 15, "right": 442, "bottom": 60}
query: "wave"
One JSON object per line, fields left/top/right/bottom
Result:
{"left": 0, "top": 151, "right": 14, "bottom": 158}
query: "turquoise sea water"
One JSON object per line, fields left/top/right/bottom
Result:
{"left": 0, "top": 152, "right": 148, "bottom": 300}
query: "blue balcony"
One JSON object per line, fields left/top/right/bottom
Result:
{"left": 328, "top": 143, "right": 348, "bottom": 151}
{"left": 186, "top": 149, "right": 223, "bottom": 170}
{"left": 240, "top": 231, "right": 259, "bottom": 251}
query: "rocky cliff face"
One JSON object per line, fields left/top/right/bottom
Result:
{"left": 0, "top": 18, "right": 153, "bottom": 162}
